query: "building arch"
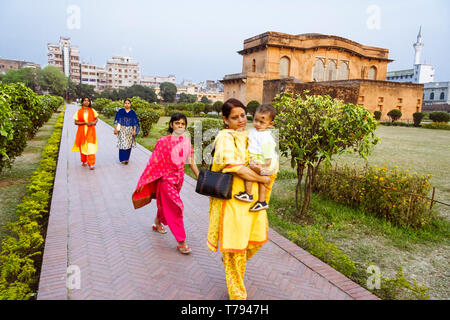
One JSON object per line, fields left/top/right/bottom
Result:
{"left": 440, "top": 92, "right": 445, "bottom": 100}
{"left": 326, "top": 60, "right": 337, "bottom": 81}
{"left": 252, "top": 59, "right": 256, "bottom": 72}
{"left": 312, "top": 58, "right": 325, "bottom": 81}
{"left": 368, "top": 66, "right": 377, "bottom": 80}
{"left": 337, "top": 61, "right": 349, "bottom": 80}
{"left": 279, "top": 56, "right": 290, "bottom": 78}
{"left": 430, "top": 92, "right": 434, "bottom": 100}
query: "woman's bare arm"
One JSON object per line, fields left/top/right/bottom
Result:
{"left": 235, "top": 166, "right": 271, "bottom": 186}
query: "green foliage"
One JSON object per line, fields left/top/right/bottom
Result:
{"left": 273, "top": 92, "right": 379, "bottom": 217}
{"left": 0, "top": 108, "right": 65, "bottom": 300}
{"left": 286, "top": 229, "right": 357, "bottom": 277}
{"left": 101, "top": 101, "right": 123, "bottom": 118}
{"left": 187, "top": 118, "right": 223, "bottom": 166}
{"left": 313, "top": 164, "right": 434, "bottom": 228}
{"left": 135, "top": 109, "right": 160, "bottom": 137}
{"left": 92, "top": 98, "right": 112, "bottom": 113}
{"left": 421, "top": 122, "right": 450, "bottom": 130}
{"left": 178, "top": 93, "right": 197, "bottom": 103}
{"left": 246, "top": 100, "right": 261, "bottom": 117}
{"left": 375, "top": 266, "right": 430, "bottom": 300}
{"left": 159, "top": 82, "right": 177, "bottom": 103}
{"left": 67, "top": 80, "right": 95, "bottom": 101}
{"left": 429, "top": 111, "right": 450, "bottom": 123}
{"left": 130, "top": 96, "right": 150, "bottom": 110}
{"left": 387, "top": 109, "right": 402, "bottom": 123}
{"left": 213, "top": 101, "right": 223, "bottom": 114}
{"left": 1, "top": 68, "right": 41, "bottom": 93}
{"left": 200, "top": 96, "right": 211, "bottom": 105}
{"left": 192, "top": 102, "right": 205, "bottom": 115}
{"left": 412, "top": 112, "right": 424, "bottom": 127}
{"left": 39, "top": 66, "right": 68, "bottom": 96}
{"left": 374, "top": 111, "right": 382, "bottom": 121}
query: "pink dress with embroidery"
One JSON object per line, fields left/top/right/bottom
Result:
{"left": 132, "top": 135, "right": 193, "bottom": 242}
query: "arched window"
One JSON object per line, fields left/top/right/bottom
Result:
{"left": 368, "top": 66, "right": 377, "bottom": 80}
{"left": 440, "top": 92, "right": 445, "bottom": 100}
{"left": 337, "top": 61, "right": 349, "bottom": 80}
{"left": 312, "top": 59, "right": 325, "bottom": 81}
{"left": 252, "top": 59, "right": 256, "bottom": 72}
{"left": 279, "top": 56, "right": 290, "bottom": 78}
{"left": 430, "top": 92, "right": 434, "bottom": 100}
{"left": 326, "top": 60, "right": 337, "bottom": 81}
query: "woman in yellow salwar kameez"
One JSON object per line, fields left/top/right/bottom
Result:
{"left": 207, "top": 98, "right": 275, "bottom": 300}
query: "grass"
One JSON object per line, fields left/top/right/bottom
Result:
{"left": 0, "top": 112, "right": 60, "bottom": 244}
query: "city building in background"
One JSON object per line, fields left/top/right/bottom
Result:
{"left": 47, "top": 37, "right": 81, "bottom": 82}
{"left": 140, "top": 74, "right": 176, "bottom": 87}
{"left": 422, "top": 81, "right": 450, "bottom": 112}
{"left": 80, "top": 62, "right": 107, "bottom": 91}
{"left": 386, "top": 27, "right": 435, "bottom": 84}
{"left": 0, "top": 58, "right": 40, "bottom": 74}
{"left": 105, "top": 56, "right": 140, "bottom": 89}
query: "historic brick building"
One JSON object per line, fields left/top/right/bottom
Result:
{"left": 221, "top": 32, "right": 424, "bottom": 121}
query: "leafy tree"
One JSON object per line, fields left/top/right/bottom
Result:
{"left": 1, "top": 68, "right": 42, "bottom": 93}
{"left": 160, "top": 82, "right": 177, "bottom": 103}
{"left": 387, "top": 109, "right": 402, "bottom": 123}
{"left": 413, "top": 112, "right": 424, "bottom": 127}
{"left": 39, "top": 66, "right": 68, "bottom": 96}
{"left": 192, "top": 102, "right": 205, "bottom": 115}
{"left": 273, "top": 92, "right": 379, "bottom": 217}
{"left": 246, "top": 100, "right": 260, "bottom": 117}
{"left": 200, "top": 96, "right": 211, "bottom": 105}
{"left": 212, "top": 101, "right": 223, "bottom": 114}
{"left": 429, "top": 111, "right": 450, "bottom": 123}
{"left": 374, "top": 111, "right": 382, "bottom": 121}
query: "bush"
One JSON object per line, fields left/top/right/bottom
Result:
{"left": 0, "top": 108, "right": 65, "bottom": 300}
{"left": 136, "top": 109, "right": 160, "bottom": 137}
{"left": 412, "top": 112, "right": 424, "bottom": 127}
{"left": 92, "top": 98, "right": 112, "bottom": 113}
{"left": 101, "top": 101, "right": 123, "bottom": 118}
{"left": 213, "top": 101, "right": 223, "bottom": 114}
{"left": 429, "top": 111, "right": 450, "bottom": 123}
{"left": 387, "top": 109, "right": 402, "bottom": 122}
{"left": 313, "top": 164, "right": 434, "bottom": 228}
{"left": 421, "top": 122, "right": 450, "bottom": 130}
{"left": 192, "top": 102, "right": 205, "bottom": 115}
{"left": 246, "top": 100, "right": 260, "bottom": 117}
{"left": 187, "top": 118, "right": 223, "bottom": 166}
{"left": 374, "top": 111, "right": 382, "bottom": 121}
{"left": 130, "top": 96, "right": 150, "bottom": 110}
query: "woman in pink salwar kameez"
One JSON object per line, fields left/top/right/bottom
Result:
{"left": 132, "top": 113, "right": 199, "bottom": 254}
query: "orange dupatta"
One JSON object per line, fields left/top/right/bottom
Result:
{"left": 74, "top": 107, "right": 97, "bottom": 148}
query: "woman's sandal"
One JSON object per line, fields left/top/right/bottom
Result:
{"left": 177, "top": 245, "right": 192, "bottom": 255}
{"left": 152, "top": 224, "right": 167, "bottom": 234}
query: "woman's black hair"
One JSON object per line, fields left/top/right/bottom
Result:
{"left": 168, "top": 113, "right": 188, "bottom": 133}
{"left": 222, "top": 98, "right": 246, "bottom": 118}
{"left": 124, "top": 98, "right": 131, "bottom": 104}
{"left": 82, "top": 97, "right": 92, "bottom": 108}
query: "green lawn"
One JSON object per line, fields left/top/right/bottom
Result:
{"left": 0, "top": 113, "right": 59, "bottom": 243}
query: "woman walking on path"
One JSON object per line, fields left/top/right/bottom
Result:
{"left": 114, "top": 98, "right": 140, "bottom": 165}
{"left": 72, "top": 97, "right": 98, "bottom": 170}
{"left": 132, "top": 113, "right": 199, "bottom": 254}
{"left": 207, "top": 98, "right": 275, "bottom": 300}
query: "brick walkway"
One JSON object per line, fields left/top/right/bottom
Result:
{"left": 37, "top": 104, "right": 379, "bottom": 300}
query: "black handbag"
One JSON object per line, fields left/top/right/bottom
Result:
{"left": 195, "top": 136, "right": 236, "bottom": 199}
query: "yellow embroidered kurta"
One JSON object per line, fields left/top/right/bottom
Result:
{"left": 206, "top": 129, "right": 276, "bottom": 253}
{"left": 71, "top": 109, "right": 99, "bottom": 155}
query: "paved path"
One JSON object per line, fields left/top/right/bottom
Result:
{"left": 37, "top": 104, "right": 379, "bottom": 300}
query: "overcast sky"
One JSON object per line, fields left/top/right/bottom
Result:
{"left": 1, "top": 0, "right": 449, "bottom": 83}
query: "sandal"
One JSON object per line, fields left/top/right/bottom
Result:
{"left": 177, "top": 245, "right": 192, "bottom": 255}
{"left": 82, "top": 162, "right": 87, "bottom": 167}
{"left": 152, "top": 224, "right": 167, "bottom": 234}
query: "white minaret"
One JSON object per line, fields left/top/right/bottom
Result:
{"left": 413, "top": 26, "right": 424, "bottom": 65}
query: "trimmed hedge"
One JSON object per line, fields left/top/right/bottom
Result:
{"left": 0, "top": 107, "right": 65, "bottom": 300}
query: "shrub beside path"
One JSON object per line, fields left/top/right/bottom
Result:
{"left": 37, "top": 104, "right": 379, "bottom": 300}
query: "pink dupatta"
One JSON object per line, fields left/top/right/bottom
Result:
{"left": 132, "top": 135, "right": 193, "bottom": 210}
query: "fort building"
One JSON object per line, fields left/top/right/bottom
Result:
{"left": 221, "top": 32, "right": 423, "bottom": 121}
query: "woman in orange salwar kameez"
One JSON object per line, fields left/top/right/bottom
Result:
{"left": 72, "top": 97, "right": 98, "bottom": 170}
{"left": 132, "top": 113, "right": 199, "bottom": 254}
{"left": 207, "top": 99, "right": 276, "bottom": 300}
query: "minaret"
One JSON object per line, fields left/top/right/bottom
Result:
{"left": 413, "top": 26, "right": 424, "bottom": 65}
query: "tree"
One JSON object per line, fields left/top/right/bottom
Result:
{"left": 387, "top": 109, "right": 402, "bottom": 123}
{"left": 39, "top": 66, "right": 68, "bottom": 96}
{"left": 160, "top": 82, "right": 177, "bottom": 103}
{"left": 213, "top": 101, "right": 223, "bottom": 114}
{"left": 246, "top": 100, "right": 260, "bottom": 117}
{"left": 200, "top": 96, "right": 211, "bottom": 105}
{"left": 273, "top": 92, "right": 379, "bottom": 218}
{"left": 192, "top": 102, "right": 205, "bottom": 115}
{"left": 1, "top": 68, "right": 42, "bottom": 93}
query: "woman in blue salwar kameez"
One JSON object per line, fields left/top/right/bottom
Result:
{"left": 114, "top": 99, "right": 140, "bottom": 164}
